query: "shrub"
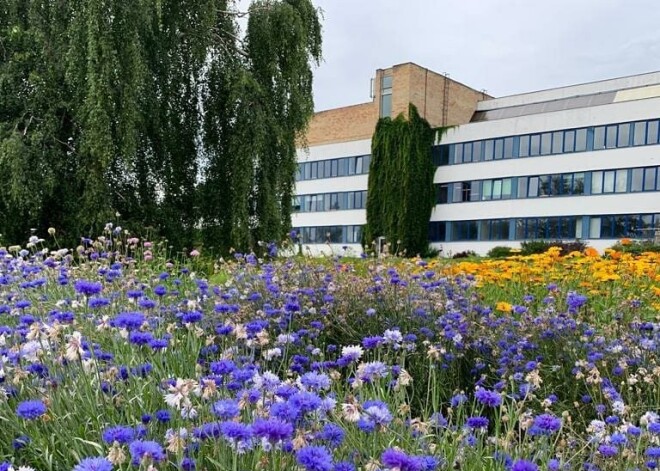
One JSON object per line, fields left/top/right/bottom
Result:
{"left": 609, "top": 239, "right": 660, "bottom": 254}
{"left": 520, "top": 240, "right": 587, "bottom": 256}
{"left": 452, "top": 250, "right": 477, "bottom": 259}
{"left": 487, "top": 246, "right": 514, "bottom": 258}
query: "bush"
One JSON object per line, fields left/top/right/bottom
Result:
{"left": 452, "top": 250, "right": 477, "bottom": 259}
{"left": 520, "top": 240, "right": 587, "bottom": 256}
{"left": 487, "top": 246, "right": 514, "bottom": 258}
{"left": 609, "top": 239, "right": 660, "bottom": 254}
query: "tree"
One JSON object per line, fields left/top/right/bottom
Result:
{"left": 0, "top": 0, "right": 321, "bottom": 252}
{"left": 365, "top": 104, "right": 443, "bottom": 257}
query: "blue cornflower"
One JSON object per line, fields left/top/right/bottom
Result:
{"left": 318, "top": 423, "right": 344, "bottom": 448}
{"left": 73, "top": 457, "right": 113, "bottom": 471}
{"left": 12, "top": 435, "right": 30, "bottom": 450}
{"left": 109, "top": 312, "right": 145, "bottom": 330}
{"left": 450, "top": 393, "right": 468, "bottom": 407}
{"left": 210, "top": 359, "right": 236, "bottom": 375}
{"left": 181, "top": 457, "right": 196, "bottom": 470}
{"left": 598, "top": 444, "right": 618, "bottom": 458}
{"left": 296, "top": 445, "right": 334, "bottom": 471}
{"left": 511, "top": 459, "right": 538, "bottom": 471}
{"left": 465, "top": 416, "right": 489, "bottom": 430}
{"left": 475, "top": 388, "right": 502, "bottom": 408}
{"left": 381, "top": 448, "right": 423, "bottom": 471}
{"left": 179, "top": 310, "right": 203, "bottom": 324}
{"left": 129, "top": 331, "right": 153, "bottom": 345}
{"left": 646, "top": 447, "right": 660, "bottom": 458}
{"left": 128, "top": 440, "right": 166, "bottom": 466}
{"left": 252, "top": 418, "right": 294, "bottom": 445}
{"left": 300, "top": 371, "right": 332, "bottom": 391}
{"left": 193, "top": 422, "right": 223, "bottom": 440}
{"left": 74, "top": 280, "right": 103, "bottom": 296}
{"left": 16, "top": 400, "right": 47, "bottom": 420}
{"left": 88, "top": 297, "right": 110, "bottom": 309}
{"left": 212, "top": 399, "right": 240, "bottom": 420}
{"left": 334, "top": 462, "right": 355, "bottom": 471}
{"left": 155, "top": 409, "right": 171, "bottom": 423}
{"left": 528, "top": 414, "right": 562, "bottom": 436}
{"left": 220, "top": 421, "right": 253, "bottom": 453}
{"left": 102, "top": 425, "right": 135, "bottom": 445}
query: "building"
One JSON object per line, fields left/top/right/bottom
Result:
{"left": 293, "top": 62, "right": 660, "bottom": 256}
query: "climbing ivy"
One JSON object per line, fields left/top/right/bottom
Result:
{"left": 366, "top": 104, "right": 448, "bottom": 257}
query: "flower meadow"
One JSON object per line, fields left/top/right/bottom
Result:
{"left": 0, "top": 231, "right": 659, "bottom": 470}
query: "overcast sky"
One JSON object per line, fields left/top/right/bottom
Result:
{"left": 308, "top": 0, "right": 660, "bottom": 111}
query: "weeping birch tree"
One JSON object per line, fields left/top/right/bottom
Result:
{"left": 0, "top": 0, "right": 322, "bottom": 252}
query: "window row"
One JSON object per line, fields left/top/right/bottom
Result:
{"left": 432, "top": 118, "right": 660, "bottom": 166}
{"left": 293, "top": 191, "right": 367, "bottom": 213}
{"left": 296, "top": 155, "right": 371, "bottom": 181}
{"left": 294, "top": 225, "right": 363, "bottom": 244}
{"left": 436, "top": 165, "right": 660, "bottom": 204}
{"left": 428, "top": 213, "right": 660, "bottom": 242}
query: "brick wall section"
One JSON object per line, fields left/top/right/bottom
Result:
{"left": 303, "top": 62, "right": 491, "bottom": 147}
{"left": 305, "top": 101, "right": 378, "bottom": 147}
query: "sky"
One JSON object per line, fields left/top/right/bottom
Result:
{"left": 305, "top": 0, "right": 660, "bottom": 111}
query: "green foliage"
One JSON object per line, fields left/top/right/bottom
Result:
{"left": 520, "top": 239, "right": 587, "bottom": 255}
{"left": 452, "top": 250, "right": 478, "bottom": 259}
{"left": 0, "top": 0, "right": 321, "bottom": 253}
{"left": 366, "top": 105, "right": 445, "bottom": 257}
{"left": 609, "top": 239, "right": 660, "bottom": 254}
{"left": 487, "top": 246, "right": 514, "bottom": 258}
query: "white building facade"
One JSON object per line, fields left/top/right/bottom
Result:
{"left": 293, "top": 67, "right": 660, "bottom": 256}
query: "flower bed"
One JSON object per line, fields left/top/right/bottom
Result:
{"left": 0, "top": 234, "right": 659, "bottom": 470}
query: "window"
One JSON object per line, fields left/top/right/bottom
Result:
{"left": 603, "top": 170, "right": 615, "bottom": 193}
{"left": 605, "top": 125, "right": 618, "bottom": 148}
{"left": 482, "top": 180, "right": 492, "bottom": 200}
{"left": 528, "top": 177, "right": 539, "bottom": 197}
{"left": 494, "top": 139, "right": 504, "bottom": 160}
{"left": 631, "top": 168, "right": 644, "bottom": 192}
{"left": 518, "top": 177, "right": 528, "bottom": 199}
{"left": 484, "top": 140, "right": 494, "bottom": 161}
{"left": 591, "top": 171, "right": 603, "bottom": 194}
{"left": 501, "top": 179, "right": 512, "bottom": 199}
{"left": 380, "top": 75, "right": 392, "bottom": 118}
{"left": 529, "top": 134, "right": 541, "bottom": 156}
{"left": 472, "top": 141, "right": 483, "bottom": 162}
{"left": 552, "top": 132, "right": 563, "bottom": 154}
{"left": 455, "top": 143, "right": 463, "bottom": 164}
{"left": 617, "top": 123, "right": 630, "bottom": 147}
{"left": 492, "top": 179, "right": 503, "bottom": 200}
{"left": 615, "top": 169, "right": 627, "bottom": 193}
{"left": 648, "top": 120, "right": 659, "bottom": 145}
{"left": 593, "top": 126, "right": 606, "bottom": 150}
{"left": 633, "top": 121, "right": 647, "bottom": 146}
{"left": 575, "top": 128, "right": 588, "bottom": 151}
{"left": 519, "top": 135, "right": 530, "bottom": 157}
{"left": 463, "top": 142, "right": 473, "bottom": 163}
{"left": 644, "top": 167, "right": 657, "bottom": 191}
{"left": 504, "top": 137, "right": 515, "bottom": 159}
{"left": 461, "top": 182, "right": 472, "bottom": 202}
{"left": 470, "top": 181, "right": 481, "bottom": 201}
{"left": 564, "top": 130, "right": 575, "bottom": 152}
{"left": 437, "top": 184, "right": 449, "bottom": 204}
{"left": 540, "top": 133, "right": 552, "bottom": 155}
{"left": 573, "top": 173, "right": 585, "bottom": 195}
{"left": 452, "top": 183, "right": 463, "bottom": 203}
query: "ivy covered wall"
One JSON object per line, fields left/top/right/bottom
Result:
{"left": 365, "top": 104, "right": 448, "bottom": 257}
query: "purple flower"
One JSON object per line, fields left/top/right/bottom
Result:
{"left": 102, "top": 425, "right": 135, "bottom": 445}
{"left": 73, "top": 457, "right": 113, "bottom": 471}
{"left": 528, "top": 414, "right": 562, "bottom": 436}
{"left": 598, "top": 444, "right": 618, "bottom": 458}
{"left": 646, "top": 447, "right": 660, "bottom": 458}
{"left": 511, "top": 459, "right": 538, "bottom": 471}
{"left": 220, "top": 421, "right": 253, "bottom": 452}
{"left": 318, "top": 423, "right": 344, "bottom": 448}
{"left": 74, "top": 280, "right": 103, "bottom": 296}
{"left": 296, "top": 445, "right": 334, "bottom": 471}
{"left": 129, "top": 440, "right": 165, "bottom": 465}
{"left": 16, "top": 400, "right": 47, "bottom": 420}
{"left": 109, "top": 312, "right": 145, "bottom": 330}
{"left": 252, "top": 418, "right": 294, "bottom": 444}
{"left": 155, "top": 409, "right": 171, "bottom": 423}
{"left": 475, "top": 389, "right": 502, "bottom": 408}
{"left": 381, "top": 448, "right": 423, "bottom": 471}
{"left": 465, "top": 416, "right": 489, "bottom": 430}
{"left": 212, "top": 399, "right": 240, "bottom": 420}
{"left": 300, "top": 371, "right": 332, "bottom": 391}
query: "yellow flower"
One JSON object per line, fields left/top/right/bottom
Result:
{"left": 496, "top": 302, "right": 512, "bottom": 313}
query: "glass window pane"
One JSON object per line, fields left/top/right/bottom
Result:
{"left": 589, "top": 217, "right": 601, "bottom": 238}
{"left": 540, "top": 133, "right": 552, "bottom": 155}
{"left": 494, "top": 139, "right": 504, "bottom": 160}
{"left": 593, "top": 126, "right": 606, "bottom": 150}
{"left": 648, "top": 120, "right": 659, "bottom": 145}
{"left": 363, "top": 155, "right": 371, "bottom": 170}
{"left": 603, "top": 171, "right": 615, "bottom": 193}
{"left": 479, "top": 220, "right": 490, "bottom": 241}
{"left": 470, "top": 181, "right": 481, "bottom": 201}
{"left": 452, "top": 183, "right": 462, "bottom": 203}
{"left": 484, "top": 140, "right": 494, "bottom": 161}
{"left": 617, "top": 123, "right": 630, "bottom": 147}
{"left": 380, "top": 94, "right": 392, "bottom": 118}
{"left": 550, "top": 175, "right": 562, "bottom": 195}
{"left": 552, "top": 132, "right": 563, "bottom": 154}
{"left": 615, "top": 169, "right": 627, "bottom": 193}
{"left": 501, "top": 179, "right": 512, "bottom": 199}
{"left": 606, "top": 125, "right": 618, "bottom": 148}
{"left": 631, "top": 168, "right": 644, "bottom": 192}
{"left": 482, "top": 180, "right": 492, "bottom": 200}
{"left": 518, "top": 177, "right": 528, "bottom": 199}
{"left": 644, "top": 167, "right": 656, "bottom": 191}
{"left": 530, "top": 134, "right": 541, "bottom": 156}
{"left": 463, "top": 142, "right": 473, "bottom": 163}
{"left": 492, "top": 180, "right": 502, "bottom": 199}
{"left": 504, "top": 137, "right": 514, "bottom": 159}
{"left": 304, "top": 163, "right": 311, "bottom": 179}
{"left": 564, "top": 130, "right": 575, "bottom": 152}
{"left": 575, "top": 128, "right": 588, "bottom": 152}
{"left": 515, "top": 219, "right": 526, "bottom": 239}
{"left": 538, "top": 176, "right": 551, "bottom": 196}
{"left": 356, "top": 156, "right": 363, "bottom": 174}
{"left": 591, "top": 171, "right": 603, "bottom": 194}
{"left": 455, "top": 143, "right": 463, "bottom": 164}
{"left": 331, "top": 160, "right": 338, "bottom": 177}
{"left": 382, "top": 75, "right": 392, "bottom": 89}
{"left": 573, "top": 173, "right": 585, "bottom": 195}
{"left": 528, "top": 177, "right": 539, "bottom": 197}
{"left": 438, "top": 184, "right": 449, "bottom": 204}
{"left": 519, "top": 135, "right": 530, "bottom": 157}
{"left": 633, "top": 121, "right": 647, "bottom": 146}
{"left": 472, "top": 141, "right": 483, "bottom": 162}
